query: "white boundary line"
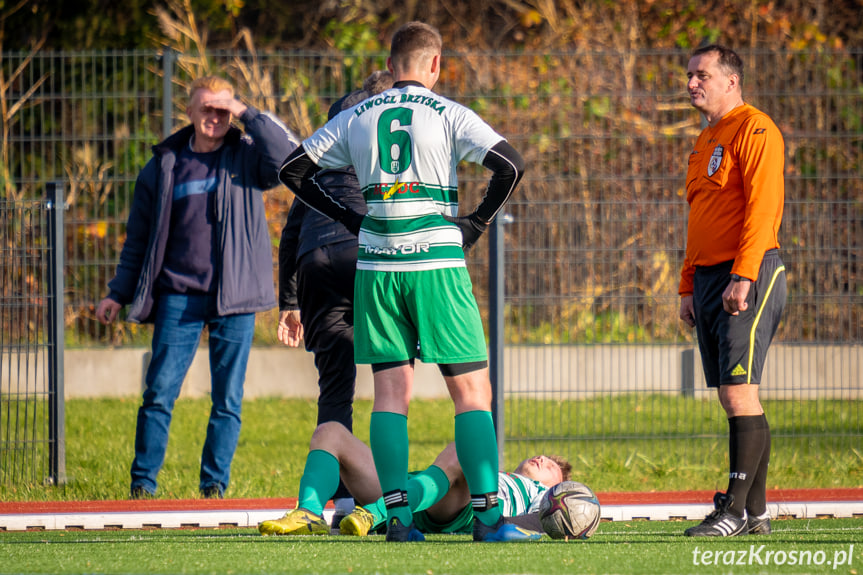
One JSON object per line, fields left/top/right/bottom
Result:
{"left": 2, "top": 502, "right": 861, "bottom": 532}
{"left": 599, "top": 501, "right": 863, "bottom": 522}
{"left": 0, "top": 509, "right": 288, "bottom": 531}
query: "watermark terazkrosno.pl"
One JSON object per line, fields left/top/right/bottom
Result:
{"left": 692, "top": 544, "right": 855, "bottom": 569}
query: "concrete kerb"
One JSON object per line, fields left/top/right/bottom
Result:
{"left": 51, "top": 344, "right": 863, "bottom": 400}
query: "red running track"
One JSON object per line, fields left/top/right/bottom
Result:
{"left": 2, "top": 488, "right": 860, "bottom": 515}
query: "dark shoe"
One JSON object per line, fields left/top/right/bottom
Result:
{"left": 200, "top": 485, "right": 223, "bottom": 499}
{"left": 331, "top": 497, "right": 355, "bottom": 529}
{"left": 473, "top": 516, "right": 541, "bottom": 542}
{"left": 331, "top": 511, "right": 347, "bottom": 530}
{"left": 684, "top": 492, "right": 747, "bottom": 537}
{"left": 384, "top": 516, "right": 425, "bottom": 542}
{"left": 130, "top": 486, "right": 155, "bottom": 500}
{"left": 746, "top": 512, "right": 772, "bottom": 535}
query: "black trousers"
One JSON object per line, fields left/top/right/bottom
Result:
{"left": 297, "top": 242, "right": 357, "bottom": 503}
{"left": 297, "top": 241, "right": 358, "bottom": 431}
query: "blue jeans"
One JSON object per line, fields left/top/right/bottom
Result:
{"left": 130, "top": 293, "right": 255, "bottom": 496}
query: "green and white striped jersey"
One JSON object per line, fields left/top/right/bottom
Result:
{"left": 498, "top": 472, "right": 548, "bottom": 516}
{"left": 302, "top": 83, "right": 504, "bottom": 272}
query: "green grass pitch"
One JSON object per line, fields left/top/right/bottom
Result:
{"left": 1, "top": 518, "right": 860, "bottom": 575}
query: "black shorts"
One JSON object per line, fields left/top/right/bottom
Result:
{"left": 693, "top": 250, "right": 787, "bottom": 388}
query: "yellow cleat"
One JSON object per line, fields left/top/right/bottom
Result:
{"left": 339, "top": 505, "right": 377, "bottom": 536}
{"left": 258, "top": 508, "right": 329, "bottom": 536}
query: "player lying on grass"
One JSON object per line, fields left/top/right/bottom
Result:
{"left": 258, "top": 421, "right": 571, "bottom": 538}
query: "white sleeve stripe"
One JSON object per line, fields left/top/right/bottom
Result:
{"left": 278, "top": 153, "right": 350, "bottom": 221}
{"left": 480, "top": 145, "right": 519, "bottom": 223}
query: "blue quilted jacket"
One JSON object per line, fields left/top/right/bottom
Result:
{"left": 107, "top": 107, "right": 299, "bottom": 322}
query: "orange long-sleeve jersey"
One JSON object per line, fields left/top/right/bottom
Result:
{"left": 679, "top": 103, "right": 785, "bottom": 295}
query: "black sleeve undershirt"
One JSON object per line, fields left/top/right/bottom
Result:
{"left": 279, "top": 140, "right": 524, "bottom": 226}
{"left": 474, "top": 140, "right": 525, "bottom": 223}
{"left": 278, "top": 145, "right": 355, "bottom": 224}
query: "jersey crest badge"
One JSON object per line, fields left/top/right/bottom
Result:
{"left": 707, "top": 145, "right": 724, "bottom": 176}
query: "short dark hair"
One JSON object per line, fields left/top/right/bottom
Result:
{"left": 390, "top": 21, "right": 442, "bottom": 71}
{"left": 327, "top": 90, "right": 368, "bottom": 121}
{"left": 692, "top": 44, "right": 744, "bottom": 85}
{"left": 363, "top": 70, "right": 394, "bottom": 95}
{"left": 327, "top": 71, "right": 395, "bottom": 121}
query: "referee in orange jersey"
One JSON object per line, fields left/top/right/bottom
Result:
{"left": 678, "top": 44, "right": 787, "bottom": 537}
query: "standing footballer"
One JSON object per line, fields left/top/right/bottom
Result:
{"left": 278, "top": 22, "right": 534, "bottom": 543}
{"left": 678, "top": 44, "right": 787, "bottom": 537}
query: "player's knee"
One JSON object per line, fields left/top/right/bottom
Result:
{"left": 309, "top": 420, "right": 350, "bottom": 449}
{"left": 432, "top": 443, "right": 460, "bottom": 474}
{"left": 718, "top": 384, "right": 762, "bottom": 416}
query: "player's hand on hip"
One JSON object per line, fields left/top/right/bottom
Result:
{"left": 678, "top": 295, "right": 696, "bottom": 328}
{"left": 722, "top": 279, "right": 751, "bottom": 315}
{"left": 278, "top": 309, "right": 304, "bottom": 347}
{"left": 443, "top": 212, "right": 488, "bottom": 251}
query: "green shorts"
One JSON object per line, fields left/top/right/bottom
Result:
{"left": 413, "top": 504, "right": 474, "bottom": 534}
{"left": 353, "top": 267, "right": 488, "bottom": 365}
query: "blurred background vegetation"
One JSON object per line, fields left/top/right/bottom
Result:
{"left": 5, "top": 0, "right": 863, "bottom": 52}
{"left": 1, "top": 0, "right": 860, "bottom": 348}
{"left": 1, "top": 0, "right": 860, "bottom": 496}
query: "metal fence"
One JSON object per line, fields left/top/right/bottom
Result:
{"left": 0, "top": 184, "right": 65, "bottom": 486}
{"left": 1, "top": 48, "right": 860, "bottom": 476}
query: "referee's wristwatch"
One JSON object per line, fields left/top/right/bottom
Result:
{"left": 730, "top": 273, "right": 748, "bottom": 282}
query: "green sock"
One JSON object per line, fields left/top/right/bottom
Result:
{"left": 363, "top": 499, "right": 388, "bottom": 530}
{"left": 455, "top": 410, "right": 501, "bottom": 526}
{"left": 407, "top": 464, "right": 450, "bottom": 512}
{"left": 370, "top": 411, "right": 412, "bottom": 525}
{"left": 296, "top": 449, "right": 340, "bottom": 517}
{"left": 364, "top": 464, "right": 449, "bottom": 531}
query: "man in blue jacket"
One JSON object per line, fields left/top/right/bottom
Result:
{"left": 97, "top": 75, "right": 298, "bottom": 499}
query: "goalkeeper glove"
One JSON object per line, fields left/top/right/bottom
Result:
{"left": 443, "top": 212, "right": 488, "bottom": 251}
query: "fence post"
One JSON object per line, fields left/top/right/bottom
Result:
{"left": 488, "top": 214, "right": 511, "bottom": 465}
{"left": 161, "top": 49, "right": 175, "bottom": 139}
{"left": 46, "top": 182, "right": 66, "bottom": 485}
{"left": 681, "top": 348, "right": 695, "bottom": 398}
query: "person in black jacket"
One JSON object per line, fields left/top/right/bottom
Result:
{"left": 97, "top": 75, "right": 299, "bottom": 499}
{"left": 277, "top": 71, "right": 393, "bottom": 523}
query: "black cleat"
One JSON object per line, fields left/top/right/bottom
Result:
{"left": 384, "top": 516, "right": 425, "bottom": 542}
{"left": 746, "top": 511, "right": 772, "bottom": 535}
{"left": 331, "top": 512, "right": 348, "bottom": 530}
{"left": 130, "top": 486, "right": 155, "bottom": 500}
{"left": 684, "top": 492, "right": 747, "bottom": 537}
{"left": 200, "top": 485, "right": 223, "bottom": 499}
